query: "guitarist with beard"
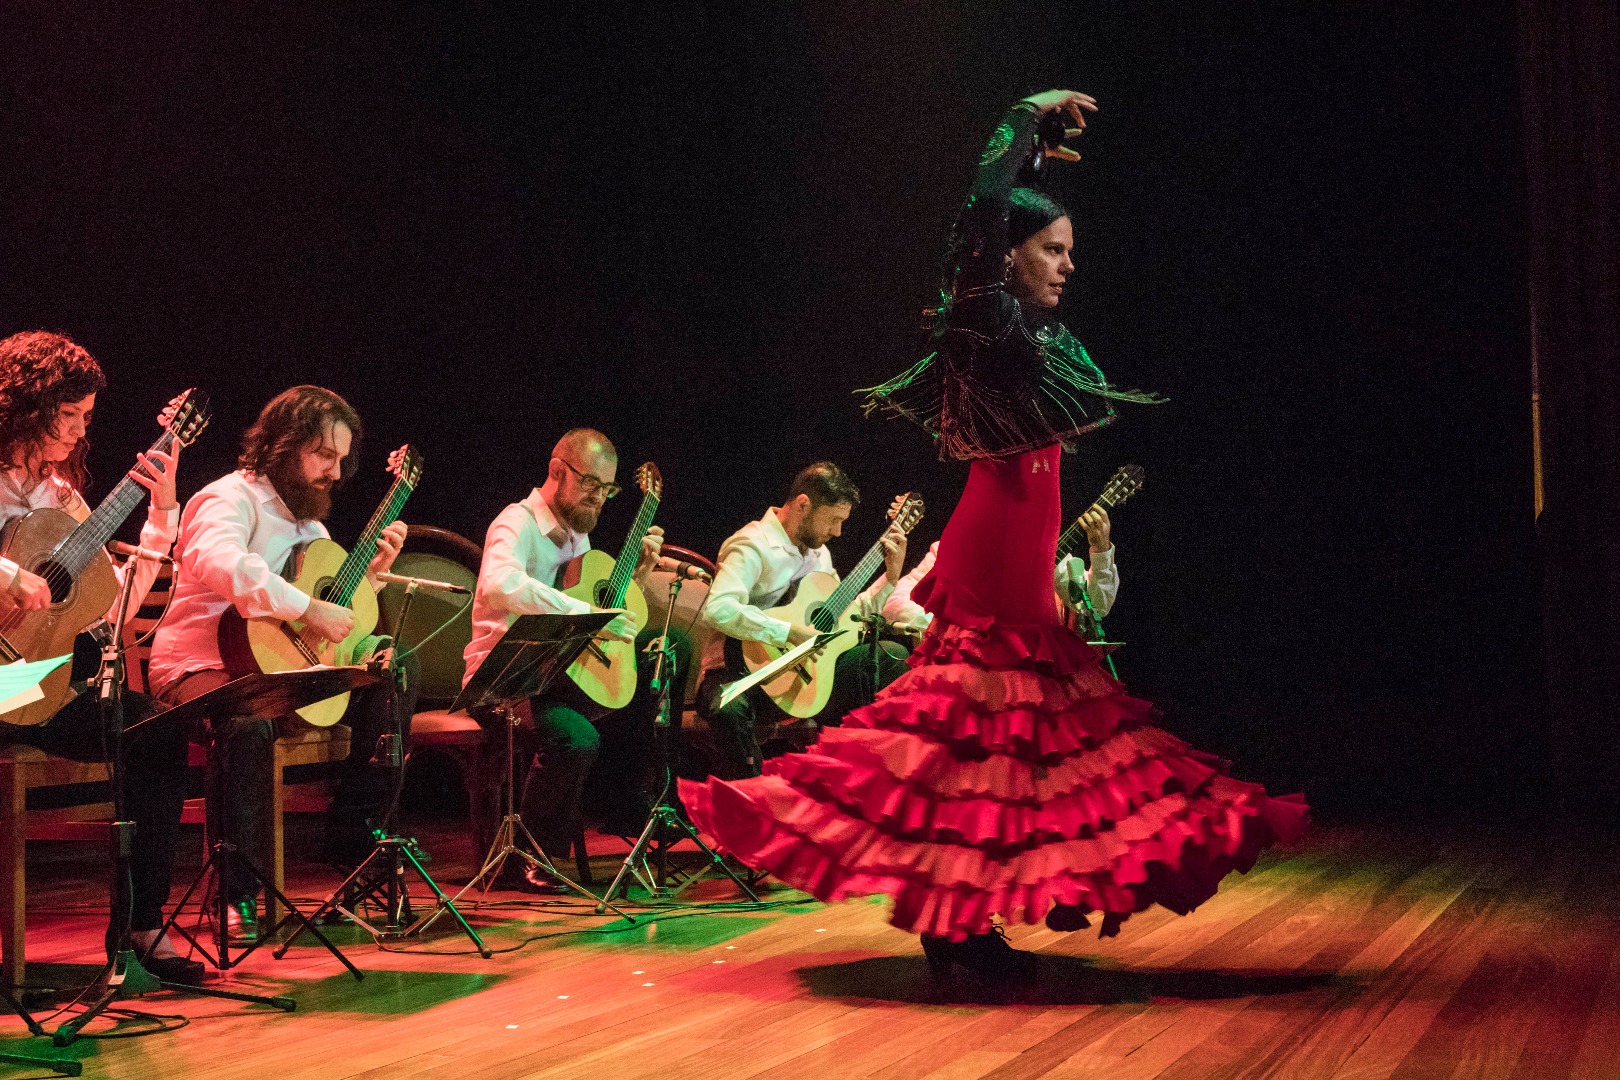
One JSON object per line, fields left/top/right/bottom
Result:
{"left": 461, "top": 428, "right": 662, "bottom": 893}
{"left": 147, "top": 386, "right": 415, "bottom": 943}
{"left": 0, "top": 331, "right": 200, "bottom": 982}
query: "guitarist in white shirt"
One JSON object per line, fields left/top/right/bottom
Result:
{"left": 0, "top": 331, "right": 201, "bottom": 982}
{"left": 148, "top": 386, "right": 413, "bottom": 943}
{"left": 461, "top": 427, "right": 662, "bottom": 892}
{"left": 697, "top": 462, "right": 907, "bottom": 779}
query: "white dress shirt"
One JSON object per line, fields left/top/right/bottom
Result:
{"left": 148, "top": 470, "right": 328, "bottom": 694}
{"left": 462, "top": 489, "right": 593, "bottom": 688}
{"left": 0, "top": 469, "right": 179, "bottom": 624}
{"left": 700, "top": 507, "right": 895, "bottom": 674}
{"left": 882, "top": 540, "right": 1120, "bottom": 633}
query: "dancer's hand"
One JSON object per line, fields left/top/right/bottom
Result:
{"left": 1018, "top": 89, "right": 1098, "bottom": 162}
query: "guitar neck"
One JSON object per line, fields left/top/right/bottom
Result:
{"left": 328, "top": 476, "right": 415, "bottom": 608}
{"left": 55, "top": 429, "right": 179, "bottom": 577}
{"left": 602, "top": 491, "right": 660, "bottom": 609}
{"left": 813, "top": 535, "right": 889, "bottom": 632}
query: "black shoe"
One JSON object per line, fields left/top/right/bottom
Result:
{"left": 920, "top": 926, "right": 1036, "bottom": 985}
{"left": 144, "top": 953, "right": 208, "bottom": 986}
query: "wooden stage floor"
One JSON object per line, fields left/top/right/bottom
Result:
{"left": 2, "top": 820, "right": 1618, "bottom": 1079}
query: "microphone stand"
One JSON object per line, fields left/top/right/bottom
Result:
{"left": 54, "top": 553, "right": 292, "bottom": 1049}
{"left": 598, "top": 576, "right": 760, "bottom": 906}
{"left": 278, "top": 580, "right": 490, "bottom": 957}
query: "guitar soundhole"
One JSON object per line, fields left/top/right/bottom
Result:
{"left": 315, "top": 577, "right": 339, "bottom": 603}
{"left": 35, "top": 560, "right": 73, "bottom": 605}
{"left": 807, "top": 604, "right": 825, "bottom": 632}
{"left": 593, "top": 581, "right": 609, "bottom": 607}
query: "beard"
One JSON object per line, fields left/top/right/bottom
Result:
{"left": 557, "top": 498, "right": 600, "bottom": 535}
{"left": 267, "top": 457, "right": 334, "bottom": 522}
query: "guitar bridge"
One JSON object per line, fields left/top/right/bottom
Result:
{"left": 585, "top": 640, "right": 611, "bottom": 665}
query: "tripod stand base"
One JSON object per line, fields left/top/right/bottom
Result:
{"left": 282, "top": 837, "right": 492, "bottom": 959}
{"left": 599, "top": 802, "right": 761, "bottom": 908}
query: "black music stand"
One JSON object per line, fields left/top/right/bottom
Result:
{"left": 598, "top": 576, "right": 760, "bottom": 906}
{"left": 141, "top": 667, "right": 380, "bottom": 983}
{"left": 415, "top": 611, "right": 633, "bottom": 934}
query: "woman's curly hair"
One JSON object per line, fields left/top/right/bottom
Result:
{"left": 239, "top": 385, "right": 363, "bottom": 484}
{"left": 0, "top": 331, "right": 107, "bottom": 496}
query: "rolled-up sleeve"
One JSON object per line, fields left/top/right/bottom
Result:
{"left": 478, "top": 506, "right": 591, "bottom": 617}
{"left": 179, "top": 487, "right": 311, "bottom": 622}
{"left": 704, "top": 537, "right": 791, "bottom": 648}
{"left": 1055, "top": 547, "right": 1119, "bottom": 619}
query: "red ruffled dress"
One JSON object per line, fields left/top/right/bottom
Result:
{"left": 679, "top": 443, "right": 1307, "bottom": 941}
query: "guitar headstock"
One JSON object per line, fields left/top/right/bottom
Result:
{"left": 1098, "top": 464, "right": 1145, "bottom": 510}
{"left": 636, "top": 462, "right": 663, "bottom": 501}
{"left": 158, "top": 389, "right": 211, "bottom": 447}
{"left": 886, "top": 492, "right": 926, "bottom": 533}
{"left": 387, "top": 444, "right": 425, "bottom": 490}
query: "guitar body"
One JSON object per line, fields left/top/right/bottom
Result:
{"left": 740, "top": 570, "right": 863, "bottom": 719}
{"left": 218, "top": 537, "right": 380, "bottom": 728}
{"left": 560, "top": 549, "right": 648, "bottom": 711}
{"left": 0, "top": 509, "right": 118, "bottom": 727}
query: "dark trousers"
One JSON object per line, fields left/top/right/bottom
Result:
{"left": 696, "top": 641, "right": 910, "bottom": 780}
{"left": 489, "top": 624, "right": 688, "bottom": 854}
{"left": 164, "top": 655, "right": 418, "bottom": 905}
{"left": 16, "top": 689, "right": 188, "bottom": 934}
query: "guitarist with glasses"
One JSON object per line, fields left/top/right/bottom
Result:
{"left": 0, "top": 330, "right": 202, "bottom": 983}
{"left": 461, "top": 427, "right": 663, "bottom": 892}
{"left": 697, "top": 462, "right": 908, "bottom": 781}
{"left": 148, "top": 386, "right": 416, "bottom": 944}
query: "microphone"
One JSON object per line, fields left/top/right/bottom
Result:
{"left": 656, "top": 555, "right": 712, "bottom": 583}
{"left": 374, "top": 571, "right": 471, "bottom": 595}
{"left": 108, "top": 540, "right": 173, "bottom": 564}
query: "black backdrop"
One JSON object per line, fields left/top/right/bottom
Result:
{"left": 1, "top": 3, "right": 1538, "bottom": 819}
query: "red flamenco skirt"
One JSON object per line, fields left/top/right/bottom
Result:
{"left": 679, "top": 445, "right": 1307, "bottom": 941}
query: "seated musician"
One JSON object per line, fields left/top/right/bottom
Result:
{"left": 147, "top": 386, "right": 413, "bottom": 943}
{"left": 885, "top": 504, "right": 1119, "bottom": 637}
{"left": 461, "top": 428, "right": 662, "bottom": 892}
{"left": 696, "top": 462, "right": 907, "bottom": 780}
{"left": 0, "top": 331, "right": 199, "bottom": 982}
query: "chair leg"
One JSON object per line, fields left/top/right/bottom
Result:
{"left": 0, "top": 765, "right": 25, "bottom": 989}
{"left": 267, "top": 743, "right": 287, "bottom": 927}
{"left": 574, "top": 824, "right": 591, "bottom": 884}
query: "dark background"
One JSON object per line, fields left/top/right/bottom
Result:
{"left": 0, "top": 3, "right": 1538, "bottom": 820}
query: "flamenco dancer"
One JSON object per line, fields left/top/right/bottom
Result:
{"left": 680, "top": 89, "right": 1307, "bottom": 984}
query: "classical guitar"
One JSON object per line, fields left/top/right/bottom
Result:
{"left": 740, "top": 492, "right": 926, "bottom": 719}
{"left": 558, "top": 462, "right": 662, "bottom": 712}
{"left": 218, "top": 445, "right": 423, "bottom": 728}
{"left": 0, "top": 390, "right": 211, "bottom": 728}
{"left": 1055, "top": 464, "right": 1144, "bottom": 640}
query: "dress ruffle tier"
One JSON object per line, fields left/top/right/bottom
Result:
{"left": 679, "top": 597, "right": 1306, "bottom": 941}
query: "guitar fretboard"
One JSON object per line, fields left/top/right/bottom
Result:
{"left": 603, "top": 490, "right": 660, "bottom": 609}
{"left": 328, "top": 475, "right": 415, "bottom": 607}
{"left": 54, "top": 428, "right": 181, "bottom": 576}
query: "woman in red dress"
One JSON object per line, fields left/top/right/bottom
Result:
{"left": 680, "top": 89, "right": 1307, "bottom": 983}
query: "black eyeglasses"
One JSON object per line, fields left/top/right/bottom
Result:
{"left": 555, "top": 457, "right": 621, "bottom": 498}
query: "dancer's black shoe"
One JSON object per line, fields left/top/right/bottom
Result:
{"left": 919, "top": 926, "right": 1036, "bottom": 985}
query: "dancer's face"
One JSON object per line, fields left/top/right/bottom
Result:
{"left": 1006, "top": 216, "right": 1075, "bottom": 310}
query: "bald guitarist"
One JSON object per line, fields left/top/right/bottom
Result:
{"left": 462, "top": 428, "right": 663, "bottom": 891}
